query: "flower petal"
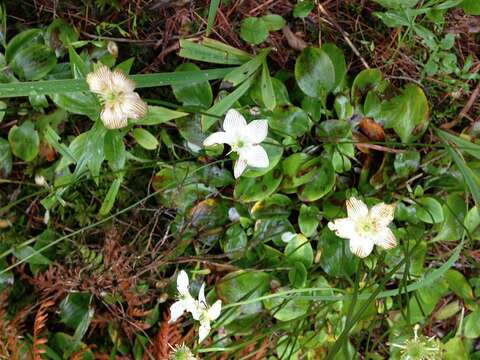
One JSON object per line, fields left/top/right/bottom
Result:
{"left": 372, "top": 227, "right": 397, "bottom": 250}
{"left": 169, "top": 300, "right": 186, "bottom": 323}
{"left": 121, "top": 93, "right": 148, "bottom": 120}
{"left": 177, "top": 270, "right": 189, "bottom": 296}
{"left": 233, "top": 159, "right": 248, "bottom": 178}
{"left": 208, "top": 300, "right": 222, "bottom": 321}
{"left": 346, "top": 197, "right": 369, "bottom": 220}
{"left": 242, "top": 145, "right": 269, "bottom": 168}
{"left": 198, "top": 283, "right": 207, "bottom": 306}
{"left": 245, "top": 120, "right": 268, "bottom": 144}
{"left": 349, "top": 236, "right": 374, "bottom": 258}
{"left": 203, "top": 131, "right": 235, "bottom": 147}
{"left": 111, "top": 69, "right": 136, "bottom": 93}
{"left": 86, "top": 65, "right": 112, "bottom": 94}
{"left": 370, "top": 203, "right": 396, "bottom": 227}
{"left": 223, "top": 109, "right": 247, "bottom": 133}
{"left": 328, "top": 218, "right": 357, "bottom": 240}
{"left": 101, "top": 105, "right": 128, "bottom": 129}
{"left": 198, "top": 320, "right": 211, "bottom": 343}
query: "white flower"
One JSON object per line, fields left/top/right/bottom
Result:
{"left": 203, "top": 109, "right": 269, "bottom": 178}
{"left": 34, "top": 174, "right": 48, "bottom": 187}
{"left": 194, "top": 284, "right": 222, "bottom": 343}
{"left": 86, "top": 65, "right": 147, "bottom": 129}
{"left": 169, "top": 270, "right": 198, "bottom": 323}
{"left": 228, "top": 207, "right": 240, "bottom": 222}
{"left": 328, "top": 197, "right": 396, "bottom": 258}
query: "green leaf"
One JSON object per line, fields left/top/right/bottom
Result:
{"left": 444, "top": 269, "right": 474, "bottom": 301}
{"left": 463, "top": 309, "right": 480, "bottom": 339}
{"left": 264, "top": 287, "right": 309, "bottom": 322}
{"left": 262, "top": 14, "right": 286, "bottom": 31}
{"left": 461, "top": 0, "right": 480, "bottom": 15}
{"left": 322, "top": 43, "right": 347, "bottom": 91}
{"left": 206, "top": 0, "right": 221, "bottom": 36}
{"left": 379, "top": 84, "right": 429, "bottom": 143}
{"left": 104, "top": 130, "right": 126, "bottom": 171}
{"left": 415, "top": 197, "right": 444, "bottom": 224}
{"left": 201, "top": 75, "right": 256, "bottom": 131}
{"left": 13, "top": 245, "right": 51, "bottom": 266}
{"left": 299, "top": 204, "right": 320, "bottom": 237}
{"left": 293, "top": 1, "right": 315, "bottom": 18}
{"left": 261, "top": 60, "right": 276, "bottom": 111}
{"left": 297, "top": 160, "right": 335, "bottom": 202}
{"left": 0, "top": 137, "right": 12, "bottom": 176}
{"left": 295, "top": 47, "right": 335, "bottom": 98}
{"left": 8, "top": 120, "right": 39, "bottom": 161}
{"left": 444, "top": 337, "right": 468, "bottom": 360}
{"left": 10, "top": 44, "right": 57, "bottom": 80}
{"left": 224, "top": 50, "right": 267, "bottom": 86}
{"left": 6, "top": 28, "right": 43, "bottom": 63}
{"left": 0, "top": 67, "right": 234, "bottom": 98}
{"left": 284, "top": 234, "right": 313, "bottom": 268}
{"left": 318, "top": 227, "right": 358, "bottom": 277}
{"left": 373, "top": 0, "right": 420, "bottom": 9}
{"left": 132, "top": 128, "right": 159, "bottom": 150}
{"left": 51, "top": 91, "right": 100, "bottom": 119}
{"left": 68, "top": 46, "right": 90, "bottom": 78}
{"left": 221, "top": 224, "right": 247, "bottom": 259}
{"left": 434, "top": 193, "right": 467, "bottom": 242}
{"left": 437, "top": 129, "right": 480, "bottom": 161}
{"left": 268, "top": 105, "right": 312, "bottom": 138}
{"left": 137, "top": 105, "right": 188, "bottom": 126}
{"left": 217, "top": 270, "right": 270, "bottom": 316}
{"left": 172, "top": 63, "right": 213, "bottom": 109}
{"left": 240, "top": 17, "right": 269, "bottom": 45}
{"left": 234, "top": 168, "right": 283, "bottom": 202}
{"left": 99, "top": 175, "right": 123, "bottom": 216}
{"left": 394, "top": 151, "right": 420, "bottom": 177}
{"left": 179, "top": 39, "right": 250, "bottom": 65}
{"left": 59, "top": 292, "right": 94, "bottom": 343}
{"left": 44, "top": 125, "right": 77, "bottom": 164}
{"left": 288, "top": 262, "right": 308, "bottom": 288}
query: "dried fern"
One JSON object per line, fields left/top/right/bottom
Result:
{"left": 32, "top": 300, "right": 55, "bottom": 360}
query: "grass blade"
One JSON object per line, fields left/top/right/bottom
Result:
{"left": 206, "top": 0, "right": 221, "bottom": 36}
{"left": 0, "top": 67, "right": 235, "bottom": 98}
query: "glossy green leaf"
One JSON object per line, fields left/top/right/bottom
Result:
{"left": 240, "top": 17, "right": 269, "bottom": 45}
{"left": 6, "top": 28, "right": 43, "bottom": 62}
{"left": 137, "top": 105, "right": 188, "bottom": 126}
{"left": 415, "top": 197, "right": 444, "bottom": 224}
{"left": 221, "top": 224, "right": 247, "bottom": 259}
{"left": 297, "top": 160, "right": 336, "bottom": 202}
{"left": 463, "top": 309, "right": 480, "bottom": 339}
{"left": 295, "top": 47, "right": 335, "bottom": 98}
{"left": 264, "top": 287, "right": 309, "bottom": 322}
{"left": 261, "top": 60, "right": 276, "bottom": 110}
{"left": 322, "top": 43, "right": 347, "bottom": 91}
{"left": 444, "top": 269, "right": 474, "bottom": 301}
{"left": 461, "top": 0, "right": 480, "bottom": 14}
{"left": 132, "top": 128, "right": 159, "bottom": 150}
{"left": 288, "top": 262, "right": 308, "bottom": 288}
{"left": 234, "top": 168, "right": 283, "bottom": 202}
{"left": 10, "top": 44, "right": 57, "bottom": 80}
{"left": 8, "top": 120, "right": 39, "bottom": 161}
{"left": 379, "top": 84, "right": 429, "bottom": 143}
{"left": 224, "top": 50, "right": 267, "bottom": 86}
{"left": 434, "top": 193, "right": 467, "bottom": 242}
{"left": 394, "top": 151, "right": 420, "bottom": 177}
{"left": 99, "top": 175, "right": 123, "bottom": 216}
{"left": 293, "top": 0, "right": 315, "bottom": 18}
{"left": 299, "top": 204, "right": 320, "bottom": 237}
{"left": 104, "top": 130, "right": 126, "bottom": 171}
{"left": 284, "top": 234, "right": 313, "bottom": 268}
{"left": 268, "top": 105, "right": 312, "bottom": 138}
{"left": 262, "top": 14, "right": 286, "bottom": 31}
{"left": 172, "top": 63, "right": 213, "bottom": 109}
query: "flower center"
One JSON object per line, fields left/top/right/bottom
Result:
{"left": 356, "top": 217, "right": 377, "bottom": 236}
{"left": 104, "top": 90, "right": 124, "bottom": 104}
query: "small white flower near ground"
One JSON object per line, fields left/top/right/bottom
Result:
{"left": 328, "top": 197, "right": 397, "bottom": 258}
{"left": 86, "top": 65, "right": 147, "bottom": 129}
{"left": 169, "top": 270, "right": 198, "bottom": 323}
{"left": 169, "top": 271, "right": 222, "bottom": 343}
{"left": 203, "top": 109, "right": 269, "bottom": 178}
{"left": 195, "top": 284, "right": 222, "bottom": 343}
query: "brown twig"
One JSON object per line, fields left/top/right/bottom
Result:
{"left": 441, "top": 81, "right": 480, "bottom": 129}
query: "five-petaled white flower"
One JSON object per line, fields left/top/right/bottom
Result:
{"left": 169, "top": 270, "right": 222, "bottom": 343}
{"left": 328, "top": 197, "right": 397, "bottom": 258}
{"left": 86, "top": 65, "right": 148, "bottom": 129}
{"left": 203, "top": 109, "right": 269, "bottom": 178}
{"left": 194, "top": 283, "right": 222, "bottom": 343}
{"left": 169, "top": 270, "right": 198, "bottom": 323}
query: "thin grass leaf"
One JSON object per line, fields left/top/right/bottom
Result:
{"left": 0, "top": 67, "right": 235, "bottom": 98}
{"left": 437, "top": 129, "right": 480, "bottom": 161}
{"left": 437, "top": 129, "right": 480, "bottom": 206}
{"left": 206, "top": 0, "right": 221, "bottom": 36}
{"left": 179, "top": 39, "right": 251, "bottom": 65}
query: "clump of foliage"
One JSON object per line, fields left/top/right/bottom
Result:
{"left": 0, "top": 1, "right": 479, "bottom": 359}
